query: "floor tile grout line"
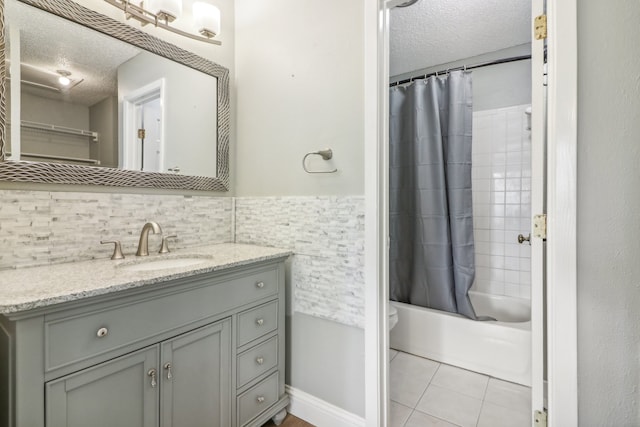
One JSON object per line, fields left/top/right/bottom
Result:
{"left": 391, "top": 350, "right": 531, "bottom": 427}
{"left": 410, "top": 406, "right": 466, "bottom": 427}
{"left": 411, "top": 360, "right": 442, "bottom": 409}
{"left": 400, "top": 408, "right": 415, "bottom": 427}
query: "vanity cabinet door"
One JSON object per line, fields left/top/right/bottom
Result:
{"left": 160, "top": 318, "right": 232, "bottom": 427}
{"left": 45, "top": 346, "right": 159, "bottom": 427}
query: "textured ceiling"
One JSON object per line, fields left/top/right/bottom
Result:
{"left": 390, "top": 0, "right": 531, "bottom": 77}
{"left": 7, "top": 0, "right": 141, "bottom": 106}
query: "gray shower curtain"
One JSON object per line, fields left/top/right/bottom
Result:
{"left": 389, "top": 70, "right": 478, "bottom": 319}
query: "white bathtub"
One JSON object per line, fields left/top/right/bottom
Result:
{"left": 389, "top": 291, "right": 531, "bottom": 386}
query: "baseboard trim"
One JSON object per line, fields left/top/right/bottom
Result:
{"left": 285, "top": 385, "right": 365, "bottom": 427}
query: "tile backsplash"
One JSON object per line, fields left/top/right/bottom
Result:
{"left": 235, "top": 196, "right": 365, "bottom": 328}
{"left": 0, "top": 191, "right": 365, "bottom": 328}
{"left": 0, "top": 191, "right": 233, "bottom": 270}
{"left": 471, "top": 104, "right": 532, "bottom": 299}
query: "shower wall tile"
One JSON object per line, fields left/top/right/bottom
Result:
{"left": 235, "top": 196, "right": 365, "bottom": 328}
{"left": 0, "top": 190, "right": 233, "bottom": 270}
{"left": 472, "top": 104, "right": 532, "bottom": 300}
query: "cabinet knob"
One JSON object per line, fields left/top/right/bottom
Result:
{"left": 164, "top": 362, "right": 173, "bottom": 379}
{"left": 256, "top": 281, "right": 265, "bottom": 289}
{"left": 96, "top": 327, "right": 109, "bottom": 338}
{"left": 256, "top": 357, "right": 264, "bottom": 365}
{"left": 147, "top": 368, "right": 157, "bottom": 388}
{"left": 257, "top": 396, "right": 265, "bottom": 404}
{"left": 256, "top": 318, "right": 264, "bottom": 326}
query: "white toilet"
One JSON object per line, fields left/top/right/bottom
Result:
{"left": 389, "top": 303, "right": 399, "bottom": 330}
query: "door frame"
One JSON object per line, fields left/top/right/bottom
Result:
{"left": 362, "top": 0, "right": 578, "bottom": 426}
{"left": 121, "top": 79, "right": 166, "bottom": 171}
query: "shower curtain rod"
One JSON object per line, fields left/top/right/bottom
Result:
{"left": 389, "top": 54, "right": 532, "bottom": 87}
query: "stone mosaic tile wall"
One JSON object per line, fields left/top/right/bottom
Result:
{"left": 235, "top": 196, "right": 365, "bottom": 328}
{"left": 0, "top": 191, "right": 233, "bottom": 270}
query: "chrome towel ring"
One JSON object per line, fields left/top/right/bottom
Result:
{"left": 302, "top": 149, "right": 338, "bottom": 174}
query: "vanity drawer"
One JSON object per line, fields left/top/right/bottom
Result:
{"left": 237, "top": 336, "right": 278, "bottom": 388}
{"left": 45, "top": 267, "right": 278, "bottom": 371}
{"left": 238, "top": 372, "right": 280, "bottom": 426}
{"left": 237, "top": 301, "right": 278, "bottom": 347}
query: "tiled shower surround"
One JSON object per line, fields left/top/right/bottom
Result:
{"left": 0, "top": 191, "right": 233, "bottom": 270}
{"left": 234, "top": 196, "right": 365, "bottom": 328}
{"left": 471, "top": 104, "right": 532, "bottom": 299}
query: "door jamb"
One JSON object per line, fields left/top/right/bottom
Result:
{"left": 363, "top": 1, "right": 579, "bottom": 426}
{"left": 121, "top": 79, "right": 166, "bottom": 171}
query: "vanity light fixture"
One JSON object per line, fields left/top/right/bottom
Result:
{"left": 146, "top": 0, "right": 182, "bottom": 22}
{"left": 193, "top": 2, "right": 221, "bottom": 38}
{"left": 103, "top": 0, "right": 222, "bottom": 45}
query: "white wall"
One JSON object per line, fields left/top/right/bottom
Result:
{"left": 90, "top": 96, "right": 118, "bottom": 168}
{"left": 234, "top": 0, "right": 364, "bottom": 197}
{"left": 118, "top": 51, "right": 218, "bottom": 176}
{"left": 576, "top": 1, "right": 640, "bottom": 425}
{"left": 234, "top": 0, "right": 366, "bottom": 417}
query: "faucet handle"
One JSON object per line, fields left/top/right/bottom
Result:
{"left": 159, "top": 235, "right": 178, "bottom": 254}
{"left": 101, "top": 240, "right": 125, "bottom": 260}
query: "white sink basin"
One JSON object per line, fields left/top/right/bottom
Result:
{"left": 118, "top": 257, "right": 210, "bottom": 272}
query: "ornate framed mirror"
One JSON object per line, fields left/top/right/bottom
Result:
{"left": 0, "top": 0, "right": 229, "bottom": 191}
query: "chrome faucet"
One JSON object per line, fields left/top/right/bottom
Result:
{"left": 136, "top": 222, "right": 162, "bottom": 256}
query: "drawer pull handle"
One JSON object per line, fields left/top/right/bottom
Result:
{"left": 96, "top": 327, "right": 109, "bottom": 338}
{"left": 256, "top": 318, "right": 264, "bottom": 326}
{"left": 256, "top": 357, "right": 264, "bottom": 365}
{"left": 164, "top": 362, "right": 173, "bottom": 380}
{"left": 256, "top": 281, "right": 265, "bottom": 289}
{"left": 257, "top": 396, "right": 265, "bottom": 404}
{"left": 147, "top": 368, "right": 157, "bottom": 388}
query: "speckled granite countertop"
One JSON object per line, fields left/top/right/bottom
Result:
{"left": 0, "top": 243, "right": 291, "bottom": 315}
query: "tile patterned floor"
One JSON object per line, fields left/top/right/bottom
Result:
{"left": 390, "top": 349, "right": 531, "bottom": 427}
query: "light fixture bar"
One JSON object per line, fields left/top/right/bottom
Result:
{"left": 104, "top": 0, "right": 222, "bottom": 45}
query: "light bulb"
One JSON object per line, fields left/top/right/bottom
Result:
{"left": 147, "top": 0, "right": 182, "bottom": 22}
{"left": 193, "top": 2, "right": 220, "bottom": 38}
{"left": 57, "top": 70, "right": 72, "bottom": 86}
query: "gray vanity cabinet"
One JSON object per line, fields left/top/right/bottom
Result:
{"left": 45, "top": 346, "right": 160, "bottom": 427}
{"left": 46, "top": 319, "right": 232, "bottom": 427}
{"left": 160, "top": 319, "right": 232, "bottom": 427}
{"left": 0, "top": 257, "right": 289, "bottom": 427}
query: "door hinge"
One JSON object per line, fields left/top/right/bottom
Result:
{"left": 534, "top": 14, "right": 547, "bottom": 40}
{"left": 533, "top": 214, "right": 547, "bottom": 240}
{"left": 138, "top": 128, "right": 146, "bottom": 139}
{"left": 534, "top": 409, "right": 548, "bottom": 426}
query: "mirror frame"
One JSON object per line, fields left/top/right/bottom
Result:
{"left": 0, "top": 0, "right": 230, "bottom": 191}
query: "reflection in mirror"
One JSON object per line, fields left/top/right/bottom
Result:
{"left": 2, "top": 0, "right": 226, "bottom": 186}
